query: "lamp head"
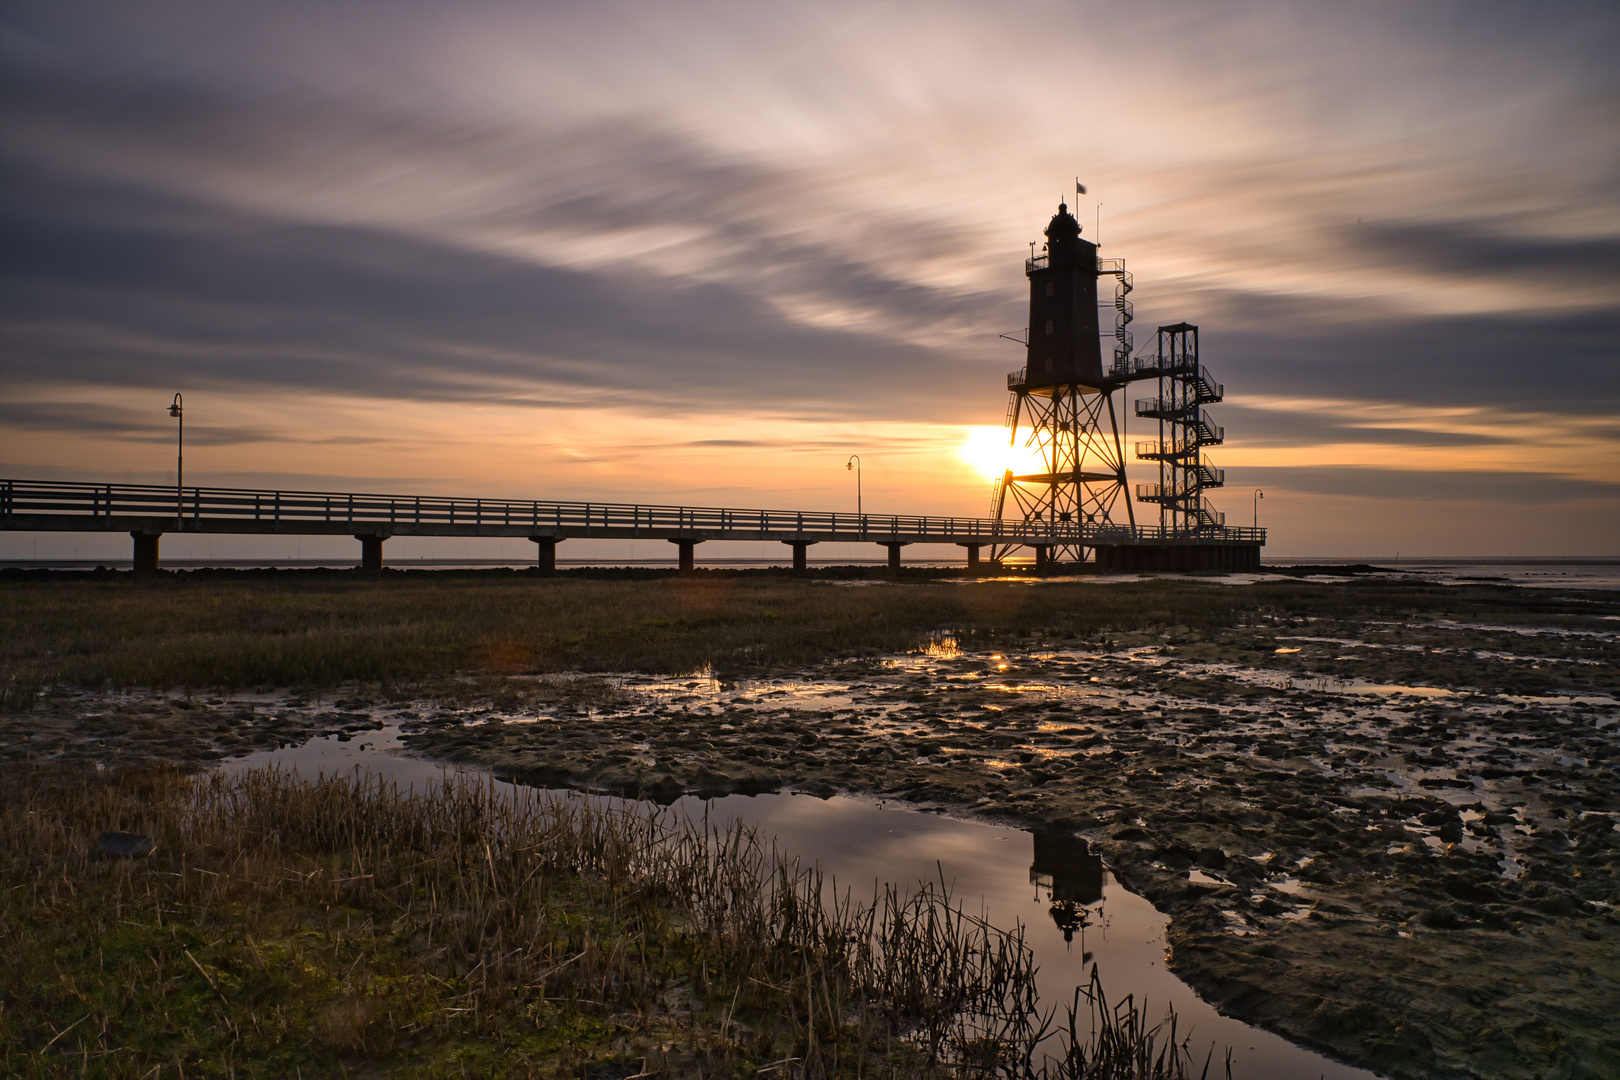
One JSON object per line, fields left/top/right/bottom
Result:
{"left": 169, "top": 392, "right": 183, "bottom": 417}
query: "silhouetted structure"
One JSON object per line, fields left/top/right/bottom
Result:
{"left": 2, "top": 195, "right": 1266, "bottom": 573}
{"left": 990, "top": 200, "right": 1261, "bottom": 570}
{"left": 1030, "top": 830, "right": 1105, "bottom": 945}
{"left": 1, "top": 478, "right": 1180, "bottom": 571}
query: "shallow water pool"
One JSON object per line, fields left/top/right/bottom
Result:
{"left": 223, "top": 727, "right": 1380, "bottom": 1079}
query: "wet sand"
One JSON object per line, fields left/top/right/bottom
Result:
{"left": 5, "top": 581, "right": 1616, "bottom": 1078}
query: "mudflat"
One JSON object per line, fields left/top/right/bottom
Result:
{"left": 3, "top": 569, "right": 1616, "bottom": 1078}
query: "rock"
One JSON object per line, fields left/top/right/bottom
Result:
{"left": 1442, "top": 874, "right": 1502, "bottom": 904}
{"left": 1305, "top": 998, "right": 1390, "bottom": 1038}
{"left": 1157, "top": 843, "right": 1194, "bottom": 869}
{"left": 1256, "top": 896, "right": 1290, "bottom": 916}
{"left": 1419, "top": 903, "right": 1469, "bottom": 929}
{"left": 1535, "top": 890, "right": 1580, "bottom": 917}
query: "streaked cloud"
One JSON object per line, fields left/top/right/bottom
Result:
{"left": 1, "top": 0, "right": 1616, "bottom": 555}
{"left": 1237, "top": 465, "right": 1620, "bottom": 505}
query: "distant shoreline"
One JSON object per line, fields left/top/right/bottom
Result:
{"left": 3, "top": 555, "right": 1618, "bottom": 570}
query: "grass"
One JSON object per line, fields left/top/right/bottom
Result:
{"left": 1, "top": 567, "right": 1596, "bottom": 694}
{"left": 4, "top": 764, "right": 1223, "bottom": 1079}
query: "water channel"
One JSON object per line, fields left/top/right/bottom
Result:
{"left": 223, "top": 723, "right": 1381, "bottom": 1079}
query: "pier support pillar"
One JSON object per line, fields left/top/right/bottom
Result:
{"left": 130, "top": 530, "right": 161, "bottom": 573}
{"left": 958, "top": 543, "right": 981, "bottom": 570}
{"left": 356, "top": 534, "right": 386, "bottom": 571}
{"left": 530, "top": 536, "right": 558, "bottom": 574}
{"left": 1033, "top": 545, "right": 1052, "bottom": 571}
{"left": 882, "top": 542, "right": 908, "bottom": 571}
{"left": 1092, "top": 545, "right": 1125, "bottom": 572}
{"left": 783, "top": 540, "right": 814, "bottom": 571}
{"left": 669, "top": 538, "right": 702, "bottom": 572}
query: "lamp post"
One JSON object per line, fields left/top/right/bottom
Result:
{"left": 846, "top": 455, "right": 862, "bottom": 520}
{"left": 1253, "top": 488, "right": 1264, "bottom": 530}
{"left": 169, "top": 393, "right": 184, "bottom": 531}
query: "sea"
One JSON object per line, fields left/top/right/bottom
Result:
{"left": 6, "top": 555, "right": 1619, "bottom": 590}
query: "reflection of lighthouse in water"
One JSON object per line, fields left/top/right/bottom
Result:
{"left": 1030, "top": 830, "right": 1105, "bottom": 954}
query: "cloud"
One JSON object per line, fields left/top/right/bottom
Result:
{"left": 0, "top": 400, "right": 285, "bottom": 446}
{"left": 1214, "top": 406, "right": 1514, "bottom": 448}
{"left": 1349, "top": 221, "right": 1620, "bottom": 284}
{"left": 1236, "top": 464, "right": 1620, "bottom": 504}
{"left": 1200, "top": 307, "right": 1620, "bottom": 418}
{"left": 2, "top": 0, "right": 1617, "bottom": 559}
{"left": 0, "top": 46, "right": 1020, "bottom": 336}
{"left": 0, "top": 162, "right": 996, "bottom": 420}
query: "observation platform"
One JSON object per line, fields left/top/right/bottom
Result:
{"left": 1006, "top": 350, "right": 1215, "bottom": 395}
{"left": 1, "top": 478, "right": 1263, "bottom": 572}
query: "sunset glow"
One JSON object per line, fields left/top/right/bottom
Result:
{"left": 1, "top": 2, "right": 1615, "bottom": 556}
{"left": 957, "top": 427, "right": 1021, "bottom": 483}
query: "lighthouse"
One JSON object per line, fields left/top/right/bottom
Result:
{"left": 1022, "top": 202, "right": 1103, "bottom": 391}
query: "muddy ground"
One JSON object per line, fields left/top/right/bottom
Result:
{"left": 4, "top": 579, "right": 1617, "bottom": 1079}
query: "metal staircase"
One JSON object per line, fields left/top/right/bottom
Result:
{"left": 1099, "top": 258, "right": 1134, "bottom": 372}
{"left": 1191, "top": 458, "right": 1225, "bottom": 488}
{"left": 1132, "top": 323, "right": 1227, "bottom": 533}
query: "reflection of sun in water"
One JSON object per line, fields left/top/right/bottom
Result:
{"left": 958, "top": 427, "right": 1046, "bottom": 482}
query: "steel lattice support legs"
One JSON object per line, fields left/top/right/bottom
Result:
{"left": 991, "top": 383, "right": 1133, "bottom": 566}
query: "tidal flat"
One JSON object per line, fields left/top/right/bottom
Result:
{"left": 3, "top": 568, "right": 1617, "bottom": 1078}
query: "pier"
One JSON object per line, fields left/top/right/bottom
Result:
{"left": 1, "top": 478, "right": 1265, "bottom": 572}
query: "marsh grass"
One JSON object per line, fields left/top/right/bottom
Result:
{"left": 1056, "top": 967, "right": 1228, "bottom": 1080}
{"left": 3, "top": 764, "right": 1227, "bottom": 1079}
{"left": 0, "top": 570, "right": 1573, "bottom": 694}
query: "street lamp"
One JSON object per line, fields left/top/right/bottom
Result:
{"left": 846, "top": 455, "right": 862, "bottom": 519}
{"left": 169, "top": 393, "right": 184, "bottom": 531}
{"left": 1253, "top": 488, "right": 1264, "bottom": 530}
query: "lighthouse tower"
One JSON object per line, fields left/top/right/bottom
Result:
{"left": 988, "top": 194, "right": 1261, "bottom": 570}
{"left": 989, "top": 201, "right": 1136, "bottom": 566}
{"left": 1022, "top": 203, "right": 1103, "bottom": 390}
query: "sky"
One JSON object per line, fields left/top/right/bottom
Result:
{"left": 2, "top": 0, "right": 1617, "bottom": 560}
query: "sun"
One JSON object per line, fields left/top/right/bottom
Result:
{"left": 958, "top": 426, "right": 1052, "bottom": 482}
{"left": 957, "top": 426, "right": 1045, "bottom": 482}
{"left": 957, "top": 427, "right": 1010, "bottom": 481}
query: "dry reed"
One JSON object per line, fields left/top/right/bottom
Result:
{"left": 3, "top": 764, "right": 1224, "bottom": 1078}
